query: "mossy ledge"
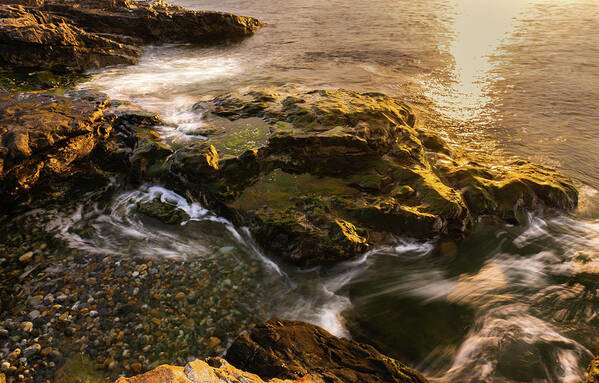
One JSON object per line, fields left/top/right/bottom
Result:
{"left": 161, "top": 87, "right": 577, "bottom": 266}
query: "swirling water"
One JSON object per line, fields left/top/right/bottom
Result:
{"left": 63, "top": 0, "right": 599, "bottom": 381}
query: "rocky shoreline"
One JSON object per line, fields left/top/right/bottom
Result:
{"left": 0, "top": 0, "right": 594, "bottom": 382}
{"left": 0, "top": 0, "right": 262, "bottom": 73}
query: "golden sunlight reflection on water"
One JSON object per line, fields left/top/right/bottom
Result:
{"left": 420, "top": 0, "right": 530, "bottom": 121}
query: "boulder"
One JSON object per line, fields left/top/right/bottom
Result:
{"left": 0, "top": 0, "right": 263, "bottom": 72}
{"left": 164, "top": 87, "right": 577, "bottom": 265}
{"left": 225, "top": 318, "right": 428, "bottom": 383}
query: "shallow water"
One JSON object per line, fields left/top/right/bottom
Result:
{"left": 76, "top": 0, "right": 599, "bottom": 381}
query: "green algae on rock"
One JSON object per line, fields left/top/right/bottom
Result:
{"left": 135, "top": 198, "right": 190, "bottom": 225}
{"left": 164, "top": 87, "right": 578, "bottom": 265}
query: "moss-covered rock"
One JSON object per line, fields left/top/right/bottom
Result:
{"left": 165, "top": 87, "right": 577, "bottom": 265}
{"left": 135, "top": 198, "right": 190, "bottom": 225}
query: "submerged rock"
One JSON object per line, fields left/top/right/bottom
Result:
{"left": 0, "top": 0, "right": 263, "bottom": 73}
{"left": 225, "top": 318, "right": 427, "bottom": 383}
{"left": 135, "top": 198, "right": 190, "bottom": 225}
{"left": 164, "top": 87, "right": 577, "bottom": 265}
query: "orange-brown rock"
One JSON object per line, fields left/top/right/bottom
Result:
{"left": 0, "top": 90, "right": 167, "bottom": 211}
{"left": 0, "top": 90, "right": 111, "bottom": 197}
{"left": 115, "top": 357, "right": 315, "bottom": 383}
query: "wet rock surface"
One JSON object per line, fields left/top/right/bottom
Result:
{"left": 0, "top": 89, "right": 166, "bottom": 211}
{"left": 0, "top": 4, "right": 141, "bottom": 73}
{"left": 165, "top": 87, "right": 578, "bottom": 265}
{"left": 225, "top": 318, "right": 427, "bottom": 383}
{"left": 0, "top": 90, "right": 112, "bottom": 201}
{"left": 0, "top": 0, "right": 263, "bottom": 73}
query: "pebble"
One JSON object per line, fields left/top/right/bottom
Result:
{"left": 130, "top": 363, "right": 142, "bottom": 373}
{"left": 207, "top": 337, "right": 221, "bottom": 349}
{"left": 23, "top": 344, "right": 41, "bottom": 358}
{"left": 28, "top": 310, "right": 40, "bottom": 320}
{"left": 18, "top": 251, "right": 34, "bottom": 263}
{"left": 0, "top": 212, "right": 268, "bottom": 382}
{"left": 44, "top": 294, "right": 54, "bottom": 305}
{"left": 7, "top": 349, "right": 21, "bottom": 360}
{"left": 56, "top": 294, "right": 68, "bottom": 303}
{"left": 21, "top": 322, "right": 33, "bottom": 332}
{"left": 1, "top": 361, "right": 10, "bottom": 372}
{"left": 29, "top": 296, "right": 42, "bottom": 306}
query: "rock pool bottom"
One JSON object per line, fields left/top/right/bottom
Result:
{"left": 2, "top": 185, "right": 599, "bottom": 382}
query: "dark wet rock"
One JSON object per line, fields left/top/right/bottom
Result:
{"left": 164, "top": 87, "right": 578, "bottom": 265}
{"left": 225, "top": 318, "right": 428, "bottom": 383}
{"left": 135, "top": 199, "right": 190, "bottom": 225}
{"left": 0, "top": 0, "right": 263, "bottom": 73}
